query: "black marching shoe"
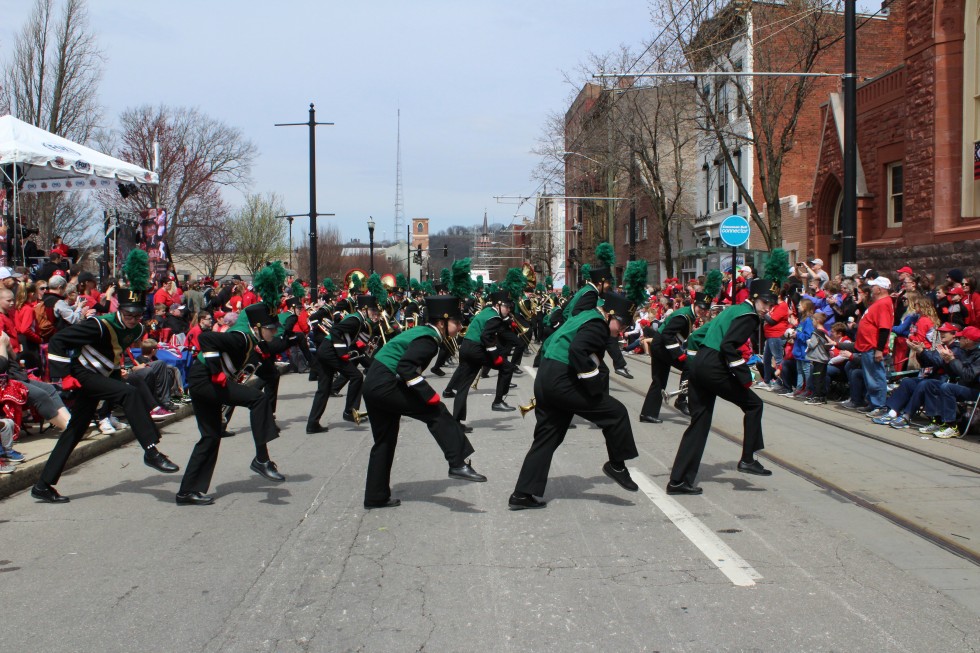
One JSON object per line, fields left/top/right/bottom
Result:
{"left": 666, "top": 480, "right": 703, "bottom": 495}
{"left": 442, "top": 389, "right": 456, "bottom": 398}
{"left": 221, "top": 429, "right": 236, "bottom": 438}
{"left": 508, "top": 492, "right": 546, "bottom": 510}
{"left": 513, "top": 367, "right": 524, "bottom": 376}
{"left": 615, "top": 368, "right": 634, "bottom": 379}
{"left": 737, "top": 459, "right": 772, "bottom": 476}
{"left": 458, "top": 422, "right": 473, "bottom": 434}
{"left": 448, "top": 460, "right": 487, "bottom": 482}
{"left": 602, "top": 462, "right": 639, "bottom": 492}
{"left": 639, "top": 414, "right": 663, "bottom": 424}
{"left": 330, "top": 391, "right": 344, "bottom": 398}
{"left": 364, "top": 498, "right": 401, "bottom": 510}
{"left": 176, "top": 491, "right": 214, "bottom": 506}
{"left": 430, "top": 368, "right": 446, "bottom": 377}
{"left": 250, "top": 458, "right": 286, "bottom": 482}
{"left": 491, "top": 401, "right": 516, "bottom": 412}
{"left": 342, "top": 411, "right": 358, "bottom": 423}
{"left": 31, "top": 482, "right": 69, "bottom": 503}
{"left": 306, "top": 423, "right": 328, "bottom": 434}
{"left": 144, "top": 448, "right": 179, "bottom": 473}
{"left": 675, "top": 401, "right": 690, "bottom": 417}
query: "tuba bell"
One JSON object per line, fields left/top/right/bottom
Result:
{"left": 519, "top": 397, "right": 536, "bottom": 418}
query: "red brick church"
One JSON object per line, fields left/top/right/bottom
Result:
{"left": 809, "top": 0, "right": 980, "bottom": 274}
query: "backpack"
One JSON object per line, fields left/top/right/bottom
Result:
{"left": 34, "top": 301, "right": 56, "bottom": 342}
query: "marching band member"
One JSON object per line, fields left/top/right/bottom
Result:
{"left": 32, "top": 250, "right": 179, "bottom": 504}
{"left": 666, "top": 279, "right": 777, "bottom": 496}
{"left": 509, "top": 292, "right": 640, "bottom": 510}
{"left": 363, "top": 295, "right": 487, "bottom": 509}
{"left": 306, "top": 295, "right": 378, "bottom": 432}
{"left": 176, "top": 287, "right": 288, "bottom": 506}
{"left": 639, "top": 292, "right": 711, "bottom": 423}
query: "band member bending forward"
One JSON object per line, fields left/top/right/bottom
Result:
{"left": 364, "top": 296, "right": 487, "bottom": 509}
{"left": 509, "top": 292, "right": 640, "bottom": 510}
{"left": 176, "top": 298, "right": 286, "bottom": 506}
{"left": 667, "top": 279, "right": 776, "bottom": 496}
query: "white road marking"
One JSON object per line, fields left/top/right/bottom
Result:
{"left": 630, "top": 468, "right": 763, "bottom": 587}
{"left": 522, "top": 365, "right": 536, "bottom": 378}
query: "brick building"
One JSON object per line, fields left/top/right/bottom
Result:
{"left": 688, "top": 0, "right": 905, "bottom": 271}
{"left": 809, "top": 0, "right": 980, "bottom": 275}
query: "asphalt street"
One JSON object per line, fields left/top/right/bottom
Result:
{"left": 3, "top": 359, "right": 980, "bottom": 652}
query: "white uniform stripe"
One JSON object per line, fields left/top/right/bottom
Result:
{"left": 631, "top": 469, "right": 762, "bottom": 588}
{"left": 729, "top": 359, "right": 746, "bottom": 367}
{"left": 406, "top": 376, "right": 425, "bottom": 386}
{"left": 48, "top": 353, "right": 72, "bottom": 363}
{"left": 577, "top": 368, "right": 599, "bottom": 379}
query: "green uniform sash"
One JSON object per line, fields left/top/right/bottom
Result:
{"left": 374, "top": 325, "right": 442, "bottom": 375}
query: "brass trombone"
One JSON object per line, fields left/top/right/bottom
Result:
{"left": 350, "top": 408, "right": 367, "bottom": 425}
{"left": 661, "top": 380, "right": 688, "bottom": 402}
{"left": 519, "top": 398, "right": 536, "bottom": 417}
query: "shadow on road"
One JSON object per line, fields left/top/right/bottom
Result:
{"left": 392, "top": 478, "right": 487, "bottom": 513}
{"left": 549, "top": 474, "right": 637, "bottom": 506}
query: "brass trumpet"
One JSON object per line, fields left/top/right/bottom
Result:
{"left": 661, "top": 380, "right": 688, "bottom": 402}
{"left": 350, "top": 408, "right": 367, "bottom": 425}
{"left": 518, "top": 398, "right": 536, "bottom": 418}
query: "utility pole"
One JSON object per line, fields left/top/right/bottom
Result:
{"left": 841, "top": 0, "right": 858, "bottom": 278}
{"left": 275, "top": 103, "right": 334, "bottom": 299}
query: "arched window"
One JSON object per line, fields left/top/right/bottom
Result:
{"left": 417, "top": 222, "right": 424, "bottom": 233}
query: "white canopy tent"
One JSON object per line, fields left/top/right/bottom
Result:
{"left": 0, "top": 114, "right": 158, "bottom": 268}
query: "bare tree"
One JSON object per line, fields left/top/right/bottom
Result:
{"left": 661, "top": 0, "right": 843, "bottom": 249}
{"left": 175, "top": 190, "right": 235, "bottom": 279}
{"left": 99, "top": 104, "right": 258, "bottom": 253}
{"left": 1, "top": 0, "right": 105, "bottom": 250}
{"left": 229, "top": 193, "right": 287, "bottom": 276}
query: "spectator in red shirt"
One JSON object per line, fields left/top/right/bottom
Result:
{"left": 240, "top": 284, "right": 257, "bottom": 308}
{"left": 761, "top": 286, "right": 791, "bottom": 390}
{"left": 184, "top": 311, "right": 213, "bottom": 353}
{"left": 14, "top": 280, "right": 42, "bottom": 370}
{"left": 854, "top": 276, "right": 896, "bottom": 413}
{"left": 153, "top": 276, "right": 178, "bottom": 308}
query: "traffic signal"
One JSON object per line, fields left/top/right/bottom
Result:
{"left": 417, "top": 244, "right": 423, "bottom": 258}
{"left": 443, "top": 244, "right": 448, "bottom": 257}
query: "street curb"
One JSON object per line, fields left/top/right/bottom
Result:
{"left": 0, "top": 403, "right": 194, "bottom": 501}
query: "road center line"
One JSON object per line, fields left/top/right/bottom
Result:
{"left": 522, "top": 365, "right": 536, "bottom": 378}
{"left": 630, "top": 468, "right": 762, "bottom": 587}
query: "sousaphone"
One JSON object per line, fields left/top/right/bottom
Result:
{"left": 522, "top": 261, "right": 536, "bottom": 289}
{"left": 344, "top": 268, "right": 369, "bottom": 292}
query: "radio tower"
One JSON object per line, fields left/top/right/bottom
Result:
{"left": 393, "top": 109, "right": 405, "bottom": 245}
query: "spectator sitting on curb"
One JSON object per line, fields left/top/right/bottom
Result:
{"left": 923, "top": 326, "right": 980, "bottom": 439}
{"left": 872, "top": 322, "right": 960, "bottom": 430}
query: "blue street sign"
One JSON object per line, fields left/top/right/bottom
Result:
{"left": 719, "top": 215, "right": 750, "bottom": 248}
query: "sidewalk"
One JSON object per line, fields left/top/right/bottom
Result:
{"left": 0, "top": 403, "right": 193, "bottom": 501}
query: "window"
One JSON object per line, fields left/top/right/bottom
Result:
{"left": 417, "top": 222, "right": 424, "bottom": 233}
{"left": 641, "top": 217, "right": 648, "bottom": 240}
{"left": 717, "top": 159, "right": 728, "bottom": 207}
{"left": 625, "top": 222, "right": 630, "bottom": 245}
{"left": 886, "top": 162, "right": 903, "bottom": 226}
{"left": 734, "top": 60, "right": 744, "bottom": 117}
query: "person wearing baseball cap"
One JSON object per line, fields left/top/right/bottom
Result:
{"left": 925, "top": 325, "right": 980, "bottom": 438}
{"left": 896, "top": 266, "right": 914, "bottom": 279}
{"left": 852, "top": 276, "right": 895, "bottom": 418}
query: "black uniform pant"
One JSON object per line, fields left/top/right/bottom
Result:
{"left": 532, "top": 326, "right": 555, "bottom": 366}
{"left": 40, "top": 367, "right": 162, "bottom": 486}
{"left": 363, "top": 368, "right": 475, "bottom": 504}
{"left": 309, "top": 351, "right": 364, "bottom": 425}
{"left": 446, "top": 342, "right": 488, "bottom": 423}
{"left": 432, "top": 340, "right": 451, "bottom": 370}
{"left": 669, "top": 351, "right": 765, "bottom": 487}
{"left": 641, "top": 349, "right": 686, "bottom": 418}
{"left": 514, "top": 359, "right": 638, "bottom": 497}
{"left": 179, "top": 363, "right": 279, "bottom": 494}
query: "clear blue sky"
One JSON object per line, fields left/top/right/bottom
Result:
{"left": 1, "top": 1, "right": 657, "bottom": 242}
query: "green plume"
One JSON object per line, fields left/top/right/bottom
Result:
{"left": 561, "top": 285, "right": 571, "bottom": 297}
{"left": 764, "top": 248, "right": 789, "bottom": 287}
{"left": 290, "top": 280, "right": 307, "bottom": 299}
{"left": 449, "top": 258, "right": 473, "bottom": 299}
{"left": 502, "top": 267, "right": 526, "bottom": 302}
{"left": 321, "top": 278, "right": 336, "bottom": 293}
{"left": 580, "top": 263, "right": 592, "bottom": 282}
{"left": 440, "top": 267, "right": 451, "bottom": 288}
{"left": 367, "top": 272, "right": 387, "bottom": 305}
{"left": 122, "top": 248, "right": 150, "bottom": 293}
{"left": 474, "top": 275, "right": 484, "bottom": 293}
{"left": 486, "top": 282, "right": 499, "bottom": 295}
{"left": 253, "top": 262, "right": 285, "bottom": 309}
{"left": 350, "top": 272, "right": 363, "bottom": 292}
{"left": 535, "top": 283, "right": 546, "bottom": 292}
{"left": 395, "top": 273, "right": 408, "bottom": 290}
{"left": 703, "top": 269, "right": 723, "bottom": 298}
{"left": 410, "top": 278, "right": 422, "bottom": 292}
{"left": 421, "top": 280, "right": 435, "bottom": 295}
{"left": 545, "top": 275, "right": 553, "bottom": 289}
{"left": 624, "top": 260, "right": 649, "bottom": 306}
{"left": 595, "top": 242, "right": 615, "bottom": 268}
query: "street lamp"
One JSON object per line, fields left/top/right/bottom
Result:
{"left": 367, "top": 217, "right": 376, "bottom": 275}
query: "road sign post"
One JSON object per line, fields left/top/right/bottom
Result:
{"left": 719, "top": 213, "right": 750, "bottom": 304}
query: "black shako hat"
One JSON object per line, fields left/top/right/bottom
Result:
{"left": 424, "top": 296, "right": 462, "bottom": 321}
{"left": 601, "top": 292, "right": 634, "bottom": 322}
{"left": 588, "top": 266, "right": 612, "bottom": 284}
{"left": 244, "top": 303, "right": 280, "bottom": 329}
{"left": 357, "top": 295, "right": 379, "bottom": 310}
{"left": 694, "top": 292, "right": 712, "bottom": 309}
{"left": 490, "top": 290, "right": 513, "bottom": 306}
{"left": 748, "top": 278, "right": 777, "bottom": 303}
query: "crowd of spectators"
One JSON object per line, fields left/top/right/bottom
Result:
{"left": 622, "top": 261, "right": 980, "bottom": 440}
